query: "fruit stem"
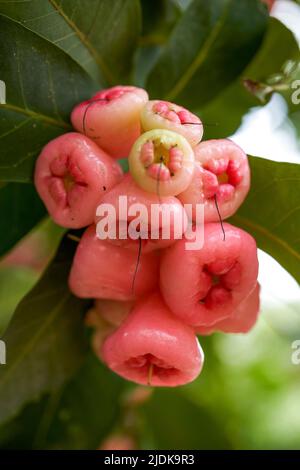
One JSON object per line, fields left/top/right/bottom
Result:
{"left": 131, "top": 236, "right": 142, "bottom": 295}
{"left": 214, "top": 194, "right": 226, "bottom": 241}
{"left": 147, "top": 363, "right": 154, "bottom": 386}
{"left": 67, "top": 234, "right": 81, "bottom": 243}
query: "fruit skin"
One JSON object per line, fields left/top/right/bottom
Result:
{"left": 100, "top": 292, "right": 204, "bottom": 387}
{"left": 34, "top": 132, "right": 122, "bottom": 228}
{"left": 95, "top": 173, "right": 188, "bottom": 252}
{"left": 141, "top": 100, "right": 203, "bottom": 147}
{"left": 71, "top": 86, "right": 148, "bottom": 158}
{"left": 68, "top": 225, "right": 160, "bottom": 301}
{"left": 160, "top": 223, "right": 258, "bottom": 328}
{"left": 195, "top": 283, "right": 260, "bottom": 335}
{"left": 129, "top": 129, "right": 195, "bottom": 197}
{"left": 178, "top": 139, "right": 250, "bottom": 222}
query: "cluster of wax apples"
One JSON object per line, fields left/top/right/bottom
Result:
{"left": 34, "top": 86, "right": 259, "bottom": 387}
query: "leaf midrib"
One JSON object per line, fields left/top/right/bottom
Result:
{"left": 48, "top": 0, "right": 116, "bottom": 85}
{"left": 166, "top": 0, "right": 232, "bottom": 101}
{"left": 234, "top": 214, "right": 300, "bottom": 263}
{"left": 0, "top": 102, "right": 71, "bottom": 130}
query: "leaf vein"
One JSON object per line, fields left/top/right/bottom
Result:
{"left": 48, "top": 0, "right": 115, "bottom": 84}
{"left": 234, "top": 214, "right": 300, "bottom": 263}
{"left": 0, "top": 102, "right": 71, "bottom": 129}
{"left": 166, "top": 0, "right": 232, "bottom": 101}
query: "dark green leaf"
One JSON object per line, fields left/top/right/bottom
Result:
{"left": 141, "top": 388, "right": 231, "bottom": 449}
{"left": 0, "top": 234, "right": 88, "bottom": 425}
{"left": 0, "top": 396, "right": 49, "bottom": 449}
{"left": 0, "top": 355, "right": 125, "bottom": 449}
{"left": 0, "top": 0, "right": 141, "bottom": 84}
{"left": 0, "top": 14, "right": 96, "bottom": 182}
{"left": 200, "top": 19, "right": 300, "bottom": 139}
{"left": 134, "top": 45, "right": 163, "bottom": 88}
{"left": 140, "top": 0, "right": 181, "bottom": 46}
{"left": 37, "top": 355, "right": 125, "bottom": 449}
{"left": 146, "top": 0, "right": 268, "bottom": 107}
{"left": 0, "top": 183, "right": 46, "bottom": 257}
{"left": 231, "top": 156, "right": 300, "bottom": 285}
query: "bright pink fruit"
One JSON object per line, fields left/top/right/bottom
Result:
{"left": 141, "top": 100, "right": 203, "bottom": 147}
{"left": 196, "top": 283, "right": 260, "bottom": 335}
{"left": 100, "top": 293, "right": 204, "bottom": 386}
{"left": 129, "top": 129, "right": 195, "bottom": 196}
{"left": 71, "top": 86, "right": 148, "bottom": 158}
{"left": 178, "top": 139, "right": 250, "bottom": 222}
{"left": 34, "top": 132, "right": 122, "bottom": 228}
{"left": 95, "top": 173, "right": 187, "bottom": 252}
{"left": 69, "top": 225, "right": 160, "bottom": 301}
{"left": 160, "top": 223, "right": 258, "bottom": 328}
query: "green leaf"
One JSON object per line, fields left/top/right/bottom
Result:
{"left": 0, "top": 396, "right": 49, "bottom": 449}
{"left": 140, "top": 0, "right": 181, "bottom": 46}
{"left": 0, "top": 355, "right": 126, "bottom": 449}
{"left": 141, "top": 388, "right": 231, "bottom": 449}
{"left": 35, "top": 355, "right": 125, "bottom": 449}
{"left": 0, "top": 234, "right": 88, "bottom": 425}
{"left": 0, "top": 217, "right": 65, "bottom": 334}
{"left": 134, "top": 45, "right": 163, "bottom": 88}
{"left": 0, "top": 0, "right": 141, "bottom": 84}
{"left": 231, "top": 156, "right": 300, "bottom": 285}
{"left": 0, "top": 183, "right": 46, "bottom": 257}
{"left": 0, "top": 267, "right": 38, "bottom": 337}
{"left": 146, "top": 0, "right": 268, "bottom": 108}
{"left": 0, "top": 14, "right": 97, "bottom": 182}
{"left": 200, "top": 18, "right": 300, "bottom": 139}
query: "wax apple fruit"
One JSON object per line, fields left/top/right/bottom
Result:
{"left": 95, "top": 173, "right": 187, "bottom": 252}
{"left": 141, "top": 100, "right": 203, "bottom": 146}
{"left": 100, "top": 293, "right": 204, "bottom": 386}
{"left": 129, "top": 129, "right": 194, "bottom": 196}
{"left": 34, "top": 132, "right": 122, "bottom": 228}
{"left": 196, "top": 283, "right": 260, "bottom": 335}
{"left": 71, "top": 86, "right": 148, "bottom": 158}
{"left": 178, "top": 139, "right": 250, "bottom": 222}
{"left": 160, "top": 223, "right": 258, "bottom": 328}
{"left": 69, "top": 225, "right": 160, "bottom": 301}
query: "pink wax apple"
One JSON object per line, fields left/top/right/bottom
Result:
{"left": 71, "top": 85, "right": 148, "bottom": 158}
{"left": 160, "top": 223, "right": 258, "bottom": 328}
{"left": 100, "top": 292, "right": 204, "bottom": 386}
{"left": 69, "top": 225, "right": 160, "bottom": 301}
{"left": 196, "top": 283, "right": 260, "bottom": 335}
{"left": 141, "top": 100, "right": 203, "bottom": 147}
{"left": 34, "top": 132, "right": 122, "bottom": 228}
{"left": 95, "top": 173, "right": 187, "bottom": 252}
{"left": 178, "top": 139, "right": 250, "bottom": 222}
